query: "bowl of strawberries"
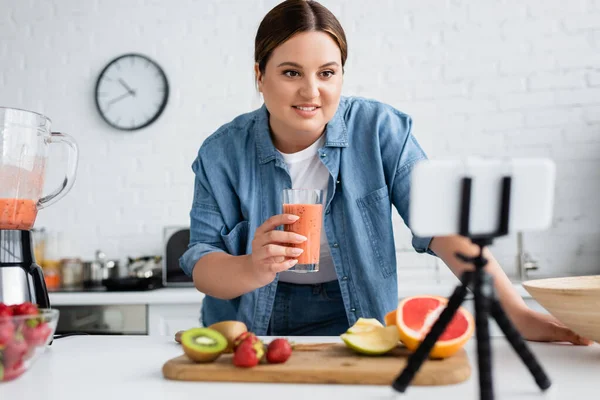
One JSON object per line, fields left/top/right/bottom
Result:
{"left": 0, "top": 302, "right": 58, "bottom": 382}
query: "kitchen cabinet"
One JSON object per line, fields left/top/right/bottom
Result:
{"left": 148, "top": 304, "right": 202, "bottom": 336}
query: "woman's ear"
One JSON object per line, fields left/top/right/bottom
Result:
{"left": 254, "top": 63, "right": 263, "bottom": 92}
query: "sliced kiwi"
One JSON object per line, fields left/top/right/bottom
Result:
{"left": 181, "top": 327, "right": 228, "bottom": 363}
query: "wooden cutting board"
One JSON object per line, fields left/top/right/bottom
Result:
{"left": 162, "top": 343, "right": 471, "bottom": 386}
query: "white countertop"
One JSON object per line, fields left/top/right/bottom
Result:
{"left": 48, "top": 287, "right": 204, "bottom": 305}
{"left": 2, "top": 335, "right": 598, "bottom": 399}
{"left": 48, "top": 282, "right": 532, "bottom": 306}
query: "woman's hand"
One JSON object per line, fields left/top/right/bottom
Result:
{"left": 512, "top": 307, "right": 593, "bottom": 345}
{"left": 247, "top": 214, "right": 307, "bottom": 286}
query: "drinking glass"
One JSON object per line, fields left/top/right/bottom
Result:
{"left": 282, "top": 189, "right": 323, "bottom": 273}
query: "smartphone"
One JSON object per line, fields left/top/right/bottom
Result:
{"left": 409, "top": 158, "right": 556, "bottom": 237}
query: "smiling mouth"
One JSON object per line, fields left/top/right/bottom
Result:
{"left": 292, "top": 106, "right": 320, "bottom": 111}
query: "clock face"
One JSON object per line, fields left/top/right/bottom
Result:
{"left": 95, "top": 54, "right": 169, "bottom": 131}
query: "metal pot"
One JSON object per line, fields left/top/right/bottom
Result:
{"left": 104, "top": 259, "right": 121, "bottom": 280}
{"left": 82, "top": 260, "right": 104, "bottom": 288}
{"left": 82, "top": 250, "right": 121, "bottom": 287}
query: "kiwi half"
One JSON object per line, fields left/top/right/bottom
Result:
{"left": 181, "top": 327, "right": 228, "bottom": 363}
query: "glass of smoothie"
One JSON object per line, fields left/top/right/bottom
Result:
{"left": 282, "top": 189, "right": 323, "bottom": 273}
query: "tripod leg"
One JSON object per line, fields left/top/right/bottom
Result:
{"left": 490, "top": 298, "right": 552, "bottom": 390}
{"left": 392, "top": 275, "right": 471, "bottom": 393}
{"left": 474, "top": 266, "right": 494, "bottom": 400}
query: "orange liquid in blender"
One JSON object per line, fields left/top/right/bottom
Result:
{"left": 0, "top": 199, "right": 38, "bottom": 230}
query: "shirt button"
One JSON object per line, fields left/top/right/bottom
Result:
{"left": 320, "top": 153, "right": 326, "bottom": 158}
{"left": 332, "top": 242, "right": 339, "bottom": 248}
{"left": 342, "top": 276, "right": 348, "bottom": 281}
{"left": 325, "top": 209, "right": 330, "bottom": 214}
{"left": 350, "top": 308, "right": 357, "bottom": 313}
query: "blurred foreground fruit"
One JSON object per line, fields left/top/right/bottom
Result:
{"left": 346, "top": 318, "right": 384, "bottom": 333}
{"left": 384, "top": 309, "right": 397, "bottom": 326}
{"left": 207, "top": 321, "right": 248, "bottom": 353}
{"left": 233, "top": 338, "right": 264, "bottom": 368}
{"left": 266, "top": 338, "right": 292, "bottom": 364}
{"left": 395, "top": 295, "right": 474, "bottom": 359}
{"left": 0, "top": 302, "right": 56, "bottom": 382}
{"left": 181, "top": 328, "right": 228, "bottom": 363}
{"left": 233, "top": 331, "right": 260, "bottom": 351}
{"left": 341, "top": 325, "right": 399, "bottom": 355}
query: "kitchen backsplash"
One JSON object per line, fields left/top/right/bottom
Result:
{"left": 1, "top": 0, "right": 598, "bottom": 279}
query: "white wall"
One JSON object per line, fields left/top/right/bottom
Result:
{"left": 1, "top": 0, "right": 599, "bottom": 281}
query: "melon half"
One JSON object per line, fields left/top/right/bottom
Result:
{"left": 395, "top": 295, "right": 474, "bottom": 359}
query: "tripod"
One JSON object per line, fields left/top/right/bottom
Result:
{"left": 392, "top": 177, "right": 552, "bottom": 400}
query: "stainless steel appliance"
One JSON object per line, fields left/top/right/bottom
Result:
{"left": 54, "top": 304, "right": 147, "bottom": 335}
{"left": 0, "top": 230, "right": 50, "bottom": 307}
{"left": 0, "top": 107, "right": 78, "bottom": 307}
{"left": 162, "top": 226, "right": 193, "bottom": 287}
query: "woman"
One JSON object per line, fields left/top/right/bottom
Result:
{"left": 180, "top": 0, "right": 590, "bottom": 344}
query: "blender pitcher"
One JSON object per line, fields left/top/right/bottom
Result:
{"left": 0, "top": 107, "right": 78, "bottom": 230}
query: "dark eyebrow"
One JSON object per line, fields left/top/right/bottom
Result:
{"left": 276, "top": 61, "right": 340, "bottom": 68}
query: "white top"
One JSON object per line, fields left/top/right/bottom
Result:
{"left": 4, "top": 335, "right": 598, "bottom": 400}
{"left": 277, "top": 135, "right": 338, "bottom": 284}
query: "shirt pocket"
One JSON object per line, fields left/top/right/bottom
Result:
{"left": 357, "top": 186, "right": 396, "bottom": 279}
{"left": 219, "top": 220, "right": 249, "bottom": 256}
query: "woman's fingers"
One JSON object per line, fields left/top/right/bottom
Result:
{"left": 261, "top": 244, "right": 304, "bottom": 259}
{"left": 255, "top": 214, "right": 299, "bottom": 236}
{"left": 255, "top": 230, "right": 306, "bottom": 248}
{"left": 552, "top": 324, "right": 593, "bottom": 346}
{"left": 268, "top": 258, "right": 298, "bottom": 273}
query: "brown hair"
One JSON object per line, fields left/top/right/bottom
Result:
{"left": 254, "top": 0, "right": 348, "bottom": 76}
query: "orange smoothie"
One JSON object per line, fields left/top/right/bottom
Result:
{"left": 283, "top": 203, "right": 323, "bottom": 265}
{"left": 0, "top": 198, "right": 38, "bottom": 230}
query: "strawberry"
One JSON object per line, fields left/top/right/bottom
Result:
{"left": 0, "top": 361, "right": 25, "bottom": 382}
{"left": 266, "top": 338, "right": 292, "bottom": 364}
{"left": 0, "top": 304, "right": 15, "bottom": 349}
{"left": 0, "top": 322, "right": 15, "bottom": 348}
{"left": 23, "top": 322, "right": 52, "bottom": 347}
{"left": 11, "top": 302, "right": 39, "bottom": 316}
{"left": 0, "top": 303, "right": 12, "bottom": 319}
{"left": 233, "top": 331, "right": 259, "bottom": 351}
{"left": 233, "top": 339, "right": 264, "bottom": 368}
{"left": 2, "top": 338, "right": 28, "bottom": 369}
{"left": 11, "top": 302, "right": 42, "bottom": 329}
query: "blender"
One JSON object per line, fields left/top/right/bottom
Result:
{"left": 0, "top": 107, "right": 78, "bottom": 308}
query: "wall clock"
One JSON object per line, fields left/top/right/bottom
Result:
{"left": 94, "top": 53, "right": 169, "bottom": 131}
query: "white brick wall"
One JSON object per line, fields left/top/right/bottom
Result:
{"left": 1, "top": 0, "right": 599, "bottom": 280}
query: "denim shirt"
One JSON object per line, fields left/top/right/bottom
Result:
{"left": 180, "top": 96, "right": 433, "bottom": 334}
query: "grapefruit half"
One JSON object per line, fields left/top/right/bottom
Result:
{"left": 395, "top": 295, "right": 474, "bottom": 359}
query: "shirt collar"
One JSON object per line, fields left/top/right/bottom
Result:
{"left": 255, "top": 99, "right": 349, "bottom": 165}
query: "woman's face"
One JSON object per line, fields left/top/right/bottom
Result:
{"left": 256, "top": 31, "right": 343, "bottom": 152}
